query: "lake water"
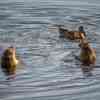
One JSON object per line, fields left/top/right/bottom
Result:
{"left": 0, "top": 0, "right": 100, "bottom": 100}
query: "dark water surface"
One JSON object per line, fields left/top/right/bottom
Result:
{"left": 0, "top": 0, "right": 100, "bottom": 100}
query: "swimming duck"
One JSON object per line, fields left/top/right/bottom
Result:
{"left": 79, "top": 40, "right": 96, "bottom": 66}
{"left": 1, "top": 46, "right": 19, "bottom": 79}
{"left": 58, "top": 26, "right": 86, "bottom": 41}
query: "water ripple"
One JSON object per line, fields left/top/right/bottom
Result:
{"left": 0, "top": 0, "right": 100, "bottom": 100}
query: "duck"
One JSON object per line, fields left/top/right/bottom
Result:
{"left": 58, "top": 26, "right": 86, "bottom": 41}
{"left": 1, "top": 46, "right": 19, "bottom": 79}
{"left": 79, "top": 39, "right": 96, "bottom": 66}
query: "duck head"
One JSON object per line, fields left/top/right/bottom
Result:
{"left": 79, "top": 39, "right": 90, "bottom": 50}
{"left": 3, "top": 46, "right": 16, "bottom": 57}
{"left": 79, "top": 26, "right": 84, "bottom": 32}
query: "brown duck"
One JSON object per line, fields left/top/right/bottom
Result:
{"left": 1, "top": 46, "right": 19, "bottom": 79}
{"left": 79, "top": 40, "right": 96, "bottom": 66}
{"left": 58, "top": 26, "right": 86, "bottom": 40}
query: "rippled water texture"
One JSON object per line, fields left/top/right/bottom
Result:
{"left": 0, "top": 0, "right": 100, "bottom": 100}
